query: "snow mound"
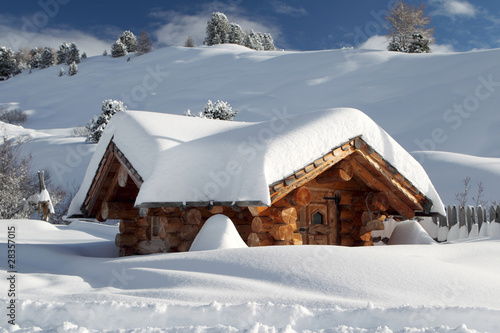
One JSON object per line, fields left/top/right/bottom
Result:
{"left": 388, "top": 220, "right": 436, "bottom": 245}
{"left": 189, "top": 214, "right": 248, "bottom": 252}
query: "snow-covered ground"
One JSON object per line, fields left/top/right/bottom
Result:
{"left": 1, "top": 45, "right": 500, "bottom": 204}
{"left": 0, "top": 219, "right": 499, "bottom": 332}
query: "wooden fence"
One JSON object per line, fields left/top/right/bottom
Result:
{"left": 430, "top": 205, "right": 500, "bottom": 242}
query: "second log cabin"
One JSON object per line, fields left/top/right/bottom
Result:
{"left": 68, "top": 108, "right": 445, "bottom": 255}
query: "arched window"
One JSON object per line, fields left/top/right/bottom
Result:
{"left": 312, "top": 211, "right": 324, "bottom": 225}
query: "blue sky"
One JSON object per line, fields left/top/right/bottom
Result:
{"left": 1, "top": 0, "right": 499, "bottom": 55}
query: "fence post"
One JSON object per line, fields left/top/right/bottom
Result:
{"left": 496, "top": 206, "right": 500, "bottom": 223}
{"left": 477, "top": 206, "right": 484, "bottom": 232}
{"left": 449, "top": 206, "right": 457, "bottom": 228}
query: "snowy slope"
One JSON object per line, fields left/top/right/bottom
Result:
{"left": 1, "top": 45, "right": 500, "bottom": 204}
{"left": 1, "top": 219, "right": 499, "bottom": 332}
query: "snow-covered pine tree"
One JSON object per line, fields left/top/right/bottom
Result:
{"left": 103, "top": 49, "right": 108, "bottom": 56}
{"left": 204, "top": 12, "right": 230, "bottom": 46}
{"left": 185, "top": 36, "right": 195, "bottom": 47}
{"left": 385, "top": 0, "right": 434, "bottom": 53}
{"left": 137, "top": 31, "right": 153, "bottom": 55}
{"left": 111, "top": 40, "right": 128, "bottom": 58}
{"left": 0, "top": 47, "right": 18, "bottom": 78}
{"left": 81, "top": 52, "right": 87, "bottom": 60}
{"left": 202, "top": 100, "right": 238, "bottom": 121}
{"left": 29, "top": 47, "right": 43, "bottom": 69}
{"left": 57, "top": 42, "right": 69, "bottom": 64}
{"left": 244, "top": 30, "right": 264, "bottom": 50}
{"left": 86, "top": 100, "right": 127, "bottom": 143}
{"left": 15, "top": 48, "right": 31, "bottom": 71}
{"left": 228, "top": 23, "right": 245, "bottom": 45}
{"left": 262, "top": 33, "right": 276, "bottom": 51}
{"left": 68, "top": 61, "right": 78, "bottom": 76}
{"left": 39, "top": 47, "right": 55, "bottom": 69}
{"left": 65, "top": 42, "right": 80, "bottom": 65}
{"left": 119, "top": 30, "right": 137, "bottom": 52}
{"left": 58, "top": 67, "right": 65, "bottom": 77}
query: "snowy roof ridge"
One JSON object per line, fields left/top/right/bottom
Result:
{"left": 68, "top": 108, "right": 445, "bottom": 217}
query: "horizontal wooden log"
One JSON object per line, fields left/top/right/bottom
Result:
{"left": 117, "top": 164, "right": 128, "bottom": 187}
{"left": 247, "top": 232, "right": 274, "bottom": 247}
{"left": 340, "top": 207, "right": 355, "bottom": 219}
{"left": 308, "top": 224, "right": 331, "bottom": 235}
{"left": 274, "top": 187, "right": 311, "bottom": 207}
{"left": 134, "top": 227, "right": 149, "bottom": 241}
{"left": 182, "top": 208, "right": 203, "bottom": 225}
{"left": 364, "top": 220, "right": 385, "bottom": 232}
{"left": 119, "top": 247, "right": 135, "bottom": 257}
{"left": 251, "top": 216, "right": 274, "bottom": 233}
{"left": 115, "top": 233, "right": 137, "bottom": 247}
{"left": 164, "top": 232, "right": 182, "bottom": 248}
{"left": 270, "top": 223, "right": 293, "bottom": 241}
{"left": 177, "top": 240, "right": 193, "bottom": 252}
{"left": 136, "top": 217, "right": 149, "bottom": 227}
{"left": 340, "top": 219, "right": 353, "bottom": 234}
{"left": 119, "top": 219, "right": 137, "bottom": 234}
{"left": 273, "top": 240, "right": 293, "bottom": 245}
{"left": 101, "top": 201, "right": 138, "bottom": 220}
{"left": 135, "top": 240, "right": 166, "bottom": 255}
{"left": 180, "top": 224, "right": 199, "bottom": 240}
{"left": 316, "top": 160, "right": 353, "bottom": 184}
{"left": 163, "top": 217, "right": 183, "bottom": 233}
{"left": 267, "top": 207, "right": 297, "bottom": 224}
{"left": 340, "top": 235, "right": 355, "bottom": 246}
{"left": 237, "top": 225, "right": 253, "bottom": 241}
{"left": 291, "top": 232, "right": 303, "bottom": 245}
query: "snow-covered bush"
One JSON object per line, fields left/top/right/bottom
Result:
{"left": 137, "top": 31, "right": 153, "bottom": 55}
{"left": 68, "top": 61, "right": 78, "bottom": 76}
{"left": 86, "top": 100, "right": 127, "bottom": 143}
{"left": 185, "top": 36, "right": 195, "bottom": 48}
{"left": 119, "top": 30, "right": 137, "bottom": 52}
{"left": 0, "top": 46, "right": 19, "bottom": 78}
{"left": 202, "top": 100, "right": 238, "bottom": 120}
{"left": 81, "top": 52, "right": 87, "bottom": 60}
{"left": 58, "top": 67, "right": 65, "bottom": 77}
{"left": 111, "top": 40, "right": 128, "bottom": 58}
{"left": 0, "top": 107, "right": 27, "bottom": 126}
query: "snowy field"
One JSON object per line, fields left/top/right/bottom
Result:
{"left": 0, "top": 219, "right": 499, "bottom": 332}
{"left": 1, "top": 45, "right": 500, "bottom": 204}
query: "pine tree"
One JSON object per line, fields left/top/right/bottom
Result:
{"left": 39, "top": 47, "right": 55, "bottom": 69}
{"left": 65, "top": 42, "right": 80, "bottom": 65}
{"left": 111, "top": 40, "right": 128, "bottom": 58}
{"left": 228, "top": 23, "right": 245, "bottom": 45}
{"left": 0, "top": 47, "right": 18, "bottom": 78}
{"left": 57, "top": 42, "right": 69, "bottom": 64}
{"left": 58, "top": 67, "right": 65, "bottom": 77}
{"left": 244, "top": 30, "right": 264, "bottom": 50}
{"left": 119, "top": 30, "right": 137, "bottom": 52}
{"left": 137, "top": 31, "right": 153, "bottom": 55}
{"left": 15, "top": 48, "right": 31, "bottom": 70}
{"left": 386, "top": 0, "right": 434, "bottom": 53}
{"left": 204, "top": 12, "right": 230, "bottom": 46}
{"left": 185, "top": 36, "right": 195, "bottom": 47}
{"left": 103, "top": 49, "right": 108, "bottom": 56}
{"left": 262, "top": 33, "right": 276, "bottom": 51}
{"left": 86, "top": 100, "right": 127, "bottom": 143}
{"left": 29, "top": 47, "right": 43, "bottom": 69}
{"left": 68, "top": 61, "right": 78, "bottom": 76}
{"left": 81, "top": 52, "right": 87, "bottom": 60}
{"left": 202, "top": 100, "right": 238, "bottom": 120}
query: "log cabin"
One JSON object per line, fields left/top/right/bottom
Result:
{"left": 68, "top": 108, "right": 445, "bottom": 256}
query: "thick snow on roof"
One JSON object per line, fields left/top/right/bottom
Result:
{"left": 69, "top": 108, "right": 445, "bottom": 216}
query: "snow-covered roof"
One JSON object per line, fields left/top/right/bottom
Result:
{"left": 68, "top": 108, "right": 445, "bottom": 216}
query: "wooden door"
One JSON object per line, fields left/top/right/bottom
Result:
{"left": 306, "top": 199, "right": 338, "bottom": 245}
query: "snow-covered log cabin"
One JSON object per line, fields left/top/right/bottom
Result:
{"left": 68, "top": 108, "right": 445, "bottom": 256}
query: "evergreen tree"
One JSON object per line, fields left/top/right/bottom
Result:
{"left": 202, "top": 100, "right": 238, "bottom": 121}
{"left": 0, "top": 47, "right": 18, "bottom": 78}
{"left": 29, "top": 47, "right": 43, "bottom": 69}
{"left": 386, "top": 0, "right": 434, "bottom": 53}
{"left": 204, "top": 12, "right": 230, "bottom": 46}
{"left": 58, "top": 67, "right": 65, "bottom": 77}
{"left": 185, "top": 36, "right": 195, "bottom": 47}
{"left": 15, "top": 48, "right": 31, "bottom": 70}
{"left": 68, "top": 61, "right": 78, "bottom": 76}
{"left": 137, "top": 31, "right": 153, "bottom": 55}
{"left": 228, "top": 23, "right": 245, "bottom": 45}
{"left": 86, "top": 100, "right": 127, "bottom": 143}
{"left": 111, "top": 40, "right": 128, "bottom": 58}
{"left": 57, "top": 42, "right": 69, "bottom": 64}
{"left": 244, "top": 30, "right": 264, "bottom": 50}
{"left": 81, "top": 52, "right": 87, "bottom": 60}
{"left": 119, "top": 30, "right": 137, "bottom": 52}
{"left": 103, "top": 49, "right": 108, "bottom": 56}
{"left": 39, "top": 47, "right": 55, "bottom": 69}
{"left": 65, "top": 42, "right": 80, "bottom": 65}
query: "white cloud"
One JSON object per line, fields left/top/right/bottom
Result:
{"left": 430, "top": 0, "right": 477, "bottom": 19}
{"left": 0, "top": 15, "right": 111, "bottom": 56}
{"left": 152, "top": 10, "right": 282, "bottom": 48}
{"left": 271, "top": 2, "right": 307, "bottom": 17}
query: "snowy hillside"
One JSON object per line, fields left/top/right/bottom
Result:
{"left": 1, "top": 44, "right": 500, "bottom": 204}
{"left": 1, "top": 219, "right": 500, "bottom": 332}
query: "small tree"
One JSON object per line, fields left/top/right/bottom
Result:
{"left": 86, "top": 100, "right": 127, "bottom": 143}
{"left": 65, "top": 42, "right": 80, "bottom": 65}
{"left": 29, "top": 47, "right": 43, "bottom": 69}
{"left": 68, "top": 61, "right": 78, "bottom": 76}
{"left": 119, "top": 30, "right": 137, "bottom": 52}
{"left": 202, "top": 100, "right": 238, "bottom": 120}
{"left": 111, "top": 40, "right": 128, "bottom": 58}
{"left": 0, "top": 47, "right": 19, "bottom": 78}
{"left": 57, "top": 42, "right": 69, "bottom": 64}
{"left": 204, "top": 12, "right": 230, "bottom": 46}
{"left": 103, "top": 49, "right": 108, "bottom": 56}
{"left": 185, "top": 36, "right": 195, "bottom": 47}
{"left": 81, "top": 52, "right": 87, "bottom": 60}
{"left": 39, "top": 47, "right": 55, "bottom": 69}
{"left": 137, "top": 31, "right": 153, "bottom": 55}
{"left": 228, "top": 23, "right": 245, "bottom": 45}
{"left": 386, "top": 0, "right": 434, "bottom": 53}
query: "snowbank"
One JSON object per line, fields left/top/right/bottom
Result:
{"left": 189, "top": 214, "right": 248, "bottom": 251}
{"left": 388, "top": 220, "right": 436, "bottom": 245}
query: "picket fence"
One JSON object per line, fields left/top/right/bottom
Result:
{"left": 430, "top": 205, "right": 500, "bottom": 242}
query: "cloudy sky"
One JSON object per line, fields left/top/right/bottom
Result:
{"left": 1, "top": 0, "right": 499, "bottom": 55}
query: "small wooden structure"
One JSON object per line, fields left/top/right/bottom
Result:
{"left": 69, "top": 110, "right": 443, "bottom": 256}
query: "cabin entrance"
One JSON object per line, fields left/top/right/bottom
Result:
{"left": 305, "top": 195, "right": 338, "bottom": 245}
